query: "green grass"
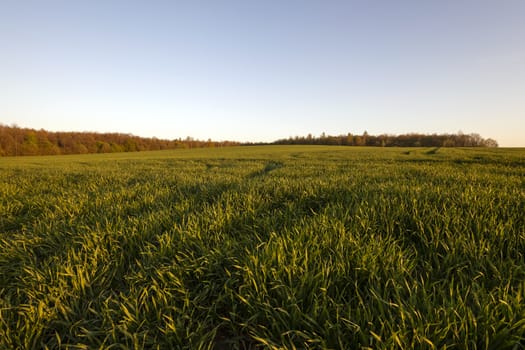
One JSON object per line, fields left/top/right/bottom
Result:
{"left": 1, "top": 146, "right": 524, "bottom": 349}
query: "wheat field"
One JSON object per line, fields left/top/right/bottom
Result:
{"left": 1, "top": 146, "right": 524, "bottom": 349}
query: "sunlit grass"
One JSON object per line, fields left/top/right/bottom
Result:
{"left": 1, "top": 146, "right": 524, "bottom": 349}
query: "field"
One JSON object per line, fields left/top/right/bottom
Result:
{"left": 1, "top": 146, "right": 524, "bottom": 349}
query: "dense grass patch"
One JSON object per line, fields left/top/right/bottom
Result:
{"left": 1, "top": 146, "right": 524, "bottom": 349}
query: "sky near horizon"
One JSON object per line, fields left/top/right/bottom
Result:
{"left": 1, "top": 1, "right": 524, "bottom": 146}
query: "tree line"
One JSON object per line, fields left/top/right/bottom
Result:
{"left": 273, "top": 131, "right": 498, "bottom": 148}
{"left": 0, "top": 125, "right": 240, "bottom": 156}
{"left": 0, "top": 125, "right": 499, "bottom": 157}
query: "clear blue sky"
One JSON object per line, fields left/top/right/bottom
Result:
{"left": 1, "top": 0, "right": 524, "bottom": 146}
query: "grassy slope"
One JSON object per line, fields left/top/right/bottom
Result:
{"left": 1, "top": 146, "right": 524, "bottom": 349}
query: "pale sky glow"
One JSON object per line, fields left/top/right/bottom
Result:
{"left": 1, "top": 1, "right": 524, "bottom": 146}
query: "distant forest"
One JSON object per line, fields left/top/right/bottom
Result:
{"left": 0, "top": 125, "right": 240, "bottom": 156}
{"left": 273, "top": 132, "right": 498, "bottom": 148}
{"left": 0, "top": 125, "right": 498, "bottom": 157}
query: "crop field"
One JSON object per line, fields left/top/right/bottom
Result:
{"left": 1, "top": 146, "right": 524, "bottom": 349}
